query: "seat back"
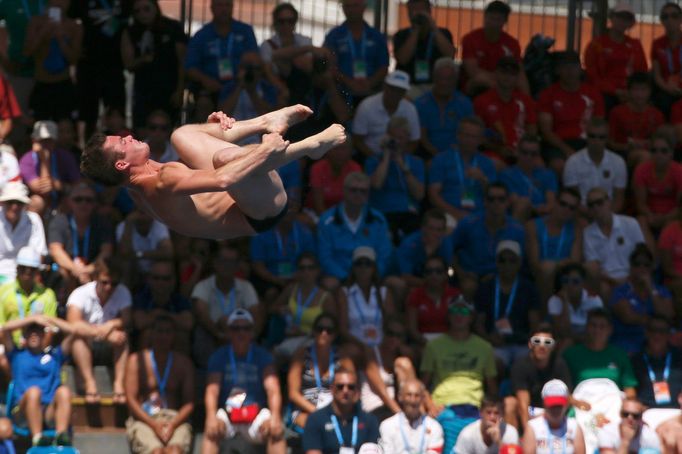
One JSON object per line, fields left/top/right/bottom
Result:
{"left": 6, "top": 382, "right": 58, "bottom": 439}
{"left": 26, "top": 447, "right": 80, "bottom": 454}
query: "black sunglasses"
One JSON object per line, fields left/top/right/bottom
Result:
{"left": 587, "top": 197, "right": 607, "bottom": 208}
{"left": 334, "top": 383, "right": 357, "bottom": 391}
{"left": 314, "top": 325, "right": 336, "bottom": 334}
{"left": 620, "top": 411, "right": 642, "bottom": 420}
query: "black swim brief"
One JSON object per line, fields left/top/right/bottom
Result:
{"left": 245, "top": 202, "right": 289, "bottom": 233}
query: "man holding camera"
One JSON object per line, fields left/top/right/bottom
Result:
{"left": 393, "top": 0, "right": 455, "bottom": 97}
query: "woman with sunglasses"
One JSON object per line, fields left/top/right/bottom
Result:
{"left": 338, "top": 247, "right": 395, "bottom": 347}
{"left": 406, "top": 256, "right": 461, "bottom": 345}
{"left": 633, "top": 125, "right": 682, "bottom": 234}
{"left": 270, "top": 253, "right": 335, "bottom": 356}
{"left": 609, "top": 244, "right": 675, "bottom": 354}
{"left": 547, "top": 262, "right": 603, "bottom": 346}
{"left": 287, "top": 313, "right": 353, "bottom": 432}
{"left": 261, "top": 3, "right": 326, "bottom": 105}
{"left": 121, "top": 0, "right": 187, "bottom": 128}
{"left": 359, "top": 316, "right": 415, "bottom": 421}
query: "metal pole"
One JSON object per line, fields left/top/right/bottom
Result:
{"left": 566, "top": 0, "right": 577, "bottom": 51}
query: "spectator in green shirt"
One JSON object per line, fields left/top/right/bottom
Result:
{"left": 562, "top": 308, "right": 637, "bottom": 398}
{"left": 0, "top": 246, "right": 57, "bottom": 346}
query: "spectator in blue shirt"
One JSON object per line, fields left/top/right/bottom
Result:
{"left": 2, "top": 314, "right": 85, "bottom": 447}
{"left": 499, "top": 134, "right": 558, "bottom": 222}
{"left": 428, "top": 115, "right": 496, "bottom": 221}
{"left": 395, "top": 209, "right": 453, "bottom": 288}
{"left": 302, "top": 366, "right": 380, "bottom": 453}
{"left": 277, "top": 161, "right": 302, "bottom": 202}
{"left": 365, "top": 116, "right": 425, "bottom": 243}
{"left": 452, "top": 183, "right": 525, "bottom": 299}
{"left": 609, "top": 244, "right": 675, "bottom": 354}
{"left": 184, "top": 0, "right": 259, "bottom": 106}
{"left": 202, "top": 309, "right": 285, "bottom": 453}
{"left": 317, "top": 172, "right": 392, "bottom": 291}
{"left": 323, "top": 0, "right": 389, "bottom": 103}
{"left": 250, "top": 199, "right": 316, "bottom": 299}
{"left": 415, "top": 58, "right": 474, "bottom": 157}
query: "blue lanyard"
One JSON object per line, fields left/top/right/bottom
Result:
{"left": 150, "top": 350, "right": 173, "bottom": 396}
{"left": 351, "top": 286, "right": 382, "bottom": 328}
{"left": 665, "top": 46, "right": 682, "bottom": 75}
{"left": 69, "top": 217, "right": 90, "bottom": 259}
{"left": 542, "top": 222, "right": 567, "bottom": 260}
{"left": 295, "top": 286, "right": 318, "bottom": 326}
{"left": 21, "top": 0, "right": 43, "bottom": 19}
{"left": 331, "top": 414, "right": 358, "bottom": 448}
{"left": 453, "top": 151, "right": 476, "bottom": 186}
{"left": 494, "top": 278, "right": 518, "bottom": 320}
{"left": 228, "top": 345, "right": 253, "bottom": 387}
{"left": 547, "top": 420, "right": 568, "bottom": 454}
{"left": 275, "top": 224, "right": 299, "bottom": 258}
{"left": 311, "top": 346, "right": 335, "bottom": 390}
{"left": 347, "top": 28, "right": 367, "bottom": 62}
{"left": 16, "top": 292, "right": 29, "bottom": 319}
{"left": 221, "top": 33, "right": 234, "bottom": 58}
{"left": 398, "top": 414, "right": 426, "bottom": 454}
{"left": 643, "top": 352, "right": 671, "bottom": 383}
{"left": 216, "top": 285, "right": 236, "bottom": 316}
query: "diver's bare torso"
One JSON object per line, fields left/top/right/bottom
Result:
{"left": 127, "top": 162, "right": 253, "bottom": 240}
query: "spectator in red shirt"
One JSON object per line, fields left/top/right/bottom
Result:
{"left": 305, "top": 141, "right": 361, "bottom": 220}
{"left": 584, "top": 2, "right": 647, "bottom": 113}
{"left": 537, "top": 51, "right": 604, "bottom": 173}
{"left": 474, "top": 56, "right": 537, "bottom": 164}
{"left": 406, "top": 255, "right": 460, "bottom": 346}
{"left": 0, "top": 74, "right": 22, "bottom": 143}
{"left": 460, "top": 1, "right": 529, "bottom": 97}
{"left": 633, "top": 125, "right": 682, "bottom": 233}
{"left": 651, "top": 2, "right": 682, "bottom": 117}
{"left": 608, "top": 72, "right": 665, "bottom": 167}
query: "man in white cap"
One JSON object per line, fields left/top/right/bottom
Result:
{"left": 18, "top": 120, "right": 81, "bottom": 214}
{"left": 379, "top": 377, "right": 444, "bottom": 454}
{"left": 0, "top": 246, "right": 57, "bottom": 347}
{"left": 522, "top": 379, "right": 586, "bottom": 454}
{"left": 352, "top": 70, "right": 421, "bottom": 157}
{"left": 202, "top": 308, "right": 285, "bottom": 454}
{"left": 0, "top": 181, "right": 47, "bottom": 283}
{"left": 598, "top": 397, "right": 660, "bottom": 454}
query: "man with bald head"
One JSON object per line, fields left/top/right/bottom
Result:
{"left": 378, "top": 378, "right": 444, "bottom": 454}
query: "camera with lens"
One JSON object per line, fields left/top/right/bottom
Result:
{"left": 313, "top": 56, "right": 328, "bottom": 75}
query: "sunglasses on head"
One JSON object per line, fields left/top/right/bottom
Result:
{"left": 334, "top": 383, "right": 357, "bottom": 391}
{"left": 620, "top": 411, "right": 642, "bottom": 420}
{"left": 530, "top": 336, "right": 555, "bottom": 347}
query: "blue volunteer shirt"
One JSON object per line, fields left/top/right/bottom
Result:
{"left": 184, "top": 20, "right": 258, "bottom": 94}
{"left": 499, "top": 166, "right": 558, "bottom": 207}
{"left": 207, "top": 343, "right": 273, "bottom": 407}
{"left": 364, "top": 154, "right": 425, "bottom": 214}
{"left": 396, "top": 230, "right": 454, "bottom": 276}
{"left": 428, "top": 149, "right": 497, "bottom": 215}
{"left": 323, "top": 22, "right": 388, "bottom": 80}
{"left": 451, "top": 214, "right": 525, "bottom": 276}
{"left": 9, "top": 346, "right": 66, "bottom": 406}
{"left": 250, "top": 221, "right": 316, "bottom": 277}
{"left": 414, "top": 90, "right": 474, "bottom": 153}
{"left": 609, "top": 283, "right": 672, "bottom": 354}
{"left": 317, "top": 205, "right": 393, "bottom": 280}
{"left": 533, "top": 217, "right": 576, "bottom": 262}
{"left": 302, "top": 404, "right": 380, "bottom": 454}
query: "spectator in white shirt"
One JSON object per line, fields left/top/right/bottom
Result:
{"left": 352, "top": 70, "right": 421, "bottom": 158}
{"left": 0, "top": 182, "right": 46, "bottom": 283}
{"left": 563, "top": 117, "right": 627, "bottom": 213}
{"left": 66, "top": 258, "right": 131, "bottom": 404}
{"left": 598, "top": 398, "right": 661, "bottom": 454}
{"left": 379, "top": 378, "right": 443, "bottom": 454}
{"left": 454, "top": 395, "right": 519, "bottom": 454}
{"left": 583, "top": 187, "right": 654, "bottom": 301}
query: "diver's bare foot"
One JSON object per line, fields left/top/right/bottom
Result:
{"left": 264, "top": 105, "right": 313, "bottom": 134}
{"left": 308, "top": 124, "right": 347, "bottom": 160}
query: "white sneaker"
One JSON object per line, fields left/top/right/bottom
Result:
{"left": 216, "top": 408, "right": 236, "bottom": 439}
{"left": 248, "top": 408, "right": 271, "bottom": 442}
